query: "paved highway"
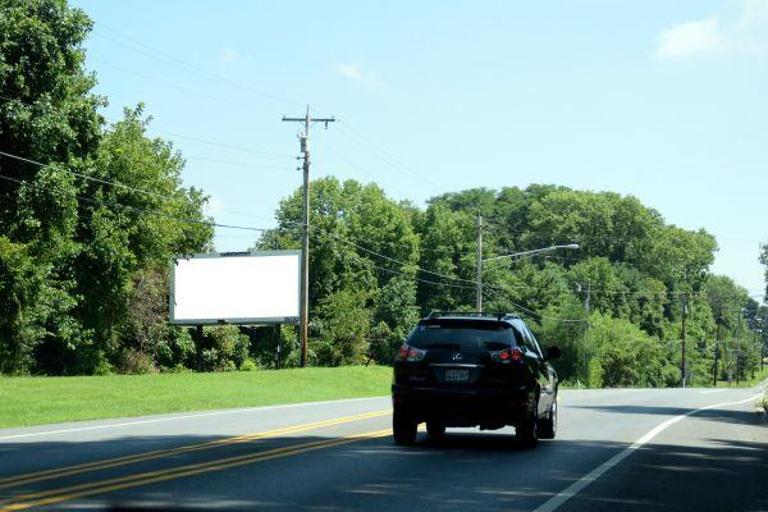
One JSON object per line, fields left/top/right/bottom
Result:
{"left": 0, "top": 384, "right": 765, "bottom": 511}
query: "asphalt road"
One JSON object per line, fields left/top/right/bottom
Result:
{"left": 0, "top": 384, "right": 766, "bottom": 511}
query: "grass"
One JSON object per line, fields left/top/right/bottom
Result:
{"left": 713, "top": 365, "right": 768, "bottom": 388}
{"left": 0, "top": 366, "right": 392, "bottom": 429}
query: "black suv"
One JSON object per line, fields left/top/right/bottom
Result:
{"left": 391, "top": 312, "right": 560, "bottom": 446}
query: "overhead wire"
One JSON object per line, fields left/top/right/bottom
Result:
{"left": 0, "top": 172, "right": 274, "bottom": 234}
{"left": 87, "top": 56, "right": 281, "bottom": 115}
{"left": 0, "top": 150, "right": 721, "bottom": 301}
{"left": 335, "top": 120, "right": 438, "bottom": 188}
{"left": 0, "top": 95, "right": 294, "bottom": 161}
{"left": 0, "top": 150, "right": 282, "bottom": 226}
{"left": 314, "top": 230, "right": 478, "bottom": 292}
{"left": 93, "top": 25, "right": 303, "bottom": 108}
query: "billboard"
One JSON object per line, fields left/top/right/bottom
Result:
{"left": 169, "top": 250, "right": 301, "bottom": 325}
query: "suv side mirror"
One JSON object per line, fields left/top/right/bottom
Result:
{"left": 545, "top": 346, "right": 562, "bottom": 361}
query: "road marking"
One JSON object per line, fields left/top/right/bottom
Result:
{"left": 533, "top": 392, "right": 764, "bottom": 512}
{"left": 0, "top": 396, "right": 388, "bottom": 441}
{"left": 0, "top": 409, "right": 390, "bottom": 491}
{"left": 700, "top": 389, "right": 727, "bottom": 394}
{"left": 0, "top": 428, "right": 392, "bottom": 511}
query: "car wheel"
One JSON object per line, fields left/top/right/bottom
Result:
{"left": 517, "top": 398, "right": 540, "bottom": 447}
{"left": 393, "top": 407, "right": 417, "bottom": 446}
{"left": 427, "top": 420, "right": 446, "bottom": 441}
{"left": 539, "top": 398, "right": 557, "bottom": 440}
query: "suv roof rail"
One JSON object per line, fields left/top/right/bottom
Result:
{"left": 426, "top": 311, "right": 521, "bottom": 321}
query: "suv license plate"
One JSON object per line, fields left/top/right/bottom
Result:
{"left": 444, "top": 369, "right": 470, "bottom": 382}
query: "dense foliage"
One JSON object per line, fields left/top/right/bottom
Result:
{"left": 260, "top": 181, "right": 766, "bottom": 387}
{"left": 1, "top": 0, "right": 765, "bottom": 385}
{"left": 0, "top": 0, "right": 212, "bottom": 374}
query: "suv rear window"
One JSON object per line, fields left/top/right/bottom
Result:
{"left": 406, "top": 319, "right": 521, "bottom": 351}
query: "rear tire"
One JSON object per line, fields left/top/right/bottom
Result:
{"left": 517, "top": 397, "right": 540, "bottom": 447}
{"left": 393, "top": 407, "right": 417, "bottom": 446}
{"left": 427, "top": 420, "right": 446, "bottom": 441}
{"left": 516, "top": 418, "right": 538, "bottom": 447}
{"left": 539, "top": 399, "right": 557, "bottom": 440}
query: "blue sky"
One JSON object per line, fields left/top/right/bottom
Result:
{"left": 73, "top": 0, "right": 767, "bottom": 298}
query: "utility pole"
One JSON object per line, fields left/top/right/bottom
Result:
{"left": 576, "top": 282, "right": 590, "bottom": 384}
{"left": 681, "top": 292, "right": 687, "bottom": 387}
{"left": 584, "top": 283, "right": 590, "bottom": 381}
{"left": 736, "top": 308, "right": 743, "bottom": 384}
{"left": 475, "top": 214, "right": 483, "bottom": 312}
{"left": 282, "top": 106, "right": 335, "bottom": 367}
{"left": 713, "top": 313, "right": 721, "bottom": 386}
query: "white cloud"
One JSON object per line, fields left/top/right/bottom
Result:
{"left": 655, "top": 18, "right": 725, "bottom": 60}
{"left": 739, "top": 0, "right": 768, "bottom": 26}
{"left": 336, "top": 64, "right": 382, "bottom": 88}
{"left": 218, "top": 47, "right": 242, "bottom": 65}
{"left": 338, "top": 64, "right": 367, "bottom": 81}
{"left": 654, "top": 1, "right": 768, "bottom": 60}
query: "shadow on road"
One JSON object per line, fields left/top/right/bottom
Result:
{"left": 0, "top": 406, "right": 765, "bottom": 511}
{"left": 570, "top": 404, "right": 766, "bottom": 426}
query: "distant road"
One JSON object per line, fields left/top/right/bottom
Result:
{"left": 0, "top": 384, "right": 765, "bottom": 511}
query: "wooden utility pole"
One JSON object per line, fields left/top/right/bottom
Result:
{"left": 584, "top": 283, "right": 590, "bottom": 381}
{"left": 282, "top": 106, "right": 335, "bottom": 367}
{"left": 713, "top": 314, "right": 721, "bottom": 386}
{"left": 475, "top": 214, "right": 483, "bottom": 312}
{"left": 681, "top": 292, "right": 688, "bottom": 387}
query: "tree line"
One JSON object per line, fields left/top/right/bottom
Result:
{"left": 258, "top": 179, "right": 767, "bottom": 387}
{"left": 1, "top": 0, "right": 766, "bottom": 384}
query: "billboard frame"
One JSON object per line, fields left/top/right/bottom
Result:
{"left": 169, "top": 249, "right": 302, "bottom": 326}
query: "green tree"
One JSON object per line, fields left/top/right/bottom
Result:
{"left": 313, "top": 289, "right": 373, "bottom": 366}
{"left": 0, "top": 1, "right": 212, "bottom": 374}
{"left": 0, "top": 0, "right": 101, "bottom": 373}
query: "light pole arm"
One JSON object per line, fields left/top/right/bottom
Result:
{"left": 483, "top": 244, "right": 579, "bottom": 264}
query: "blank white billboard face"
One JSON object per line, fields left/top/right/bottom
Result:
{"left": 170, "top": 252, "right": 300, "bottom": 324}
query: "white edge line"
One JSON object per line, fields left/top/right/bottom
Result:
{"left": 533, "top": 392, "right": 764, "bottom": 512}
{"left": 0, "top": 396, "right": 389, "bottom": 441}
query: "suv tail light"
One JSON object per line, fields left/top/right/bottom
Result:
{"left": 491, "top": 347, "right": 524, "bottom": 364}
{"left": 395, "top": 343, "right": 427, "bottom": 362}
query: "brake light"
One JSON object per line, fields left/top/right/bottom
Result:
{"left": 491, "top": 347, "right": 524, "bottom": 364}
{"left": 395, "top": 343, "right": 427, "bottom": 362}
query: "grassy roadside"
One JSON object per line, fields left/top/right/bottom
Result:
{"left": 714, "top": 366, "right": 768, "bottom": 388}
{"left": 0, "top": 366, "right": 392, "bottom": 429}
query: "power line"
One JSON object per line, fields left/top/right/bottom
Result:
{"left": 0, "top": 172, "right": 273, "bottom": 234}
{"left": 89, "top": 56, "right": 281, "bottom": 115}
{"left": 0, "top": 95, "right": 294, "bottom": 161}
{"left": 93, "top": 26, "right": 303, "bottom": 108}
{"left": 309, "top": 224, "right": 481, "bottom": 288}
{"left": 0, "top": 150, "right": 185, "bottom": 202}
{"left": 184, "top": 155, "right": 293, "bottom": 171}
{"left": 482, "top": 283, "right": 585, "bottom": 324}
{"left": 137, "top": 125, "right": 294, "bottom": 159}
{"left": 0, "top": 150, "right": 280, "bottom": 225}
{"left": 305, "top": 229, "right": 477, "bottom": 292}
{"left": 335, "top": 120, "right": 438, "bottom": 188}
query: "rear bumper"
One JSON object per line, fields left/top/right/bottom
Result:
{"left": 391, "top": 384, "right": 536, "bottom": 428}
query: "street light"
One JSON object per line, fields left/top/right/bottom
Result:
{"left": 482, "top": 244, "right": 581, "bottom": 263}
{"left": 475, "top": 243, "right": 580, "bottom": 312}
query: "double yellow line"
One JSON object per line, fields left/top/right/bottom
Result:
{"left": 0, "top": 409, "right": 392, "bottom": 511}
